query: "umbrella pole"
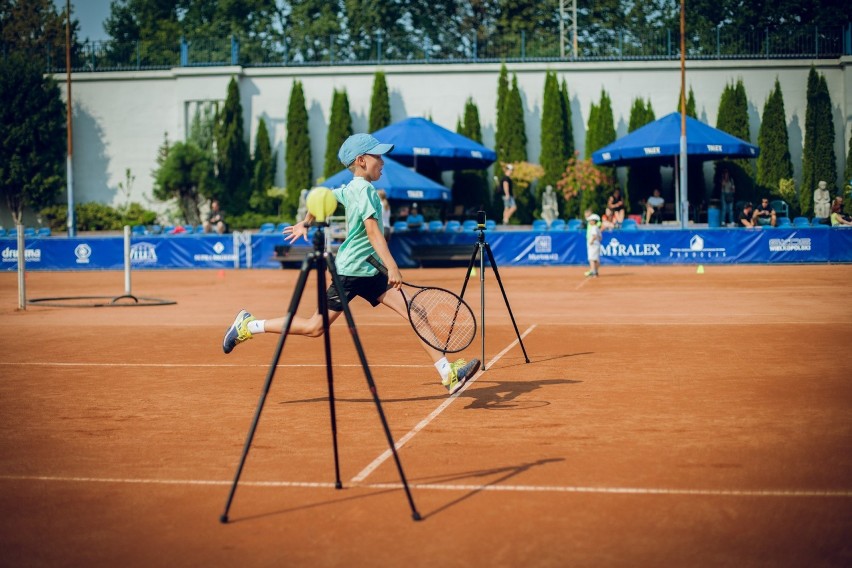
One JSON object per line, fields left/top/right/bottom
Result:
{"left": 679, "top": 0, "right": 689, "bottom": 229}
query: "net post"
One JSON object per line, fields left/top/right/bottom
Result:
{"left": 123, "top": 225, "right": 132, "bottom": 295}
{"left": 16, "top": 223, "right": 26, "bottom": 310}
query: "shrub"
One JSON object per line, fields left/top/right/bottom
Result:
{"left": 39, "top": 202, "right": 158, "bottom": 232}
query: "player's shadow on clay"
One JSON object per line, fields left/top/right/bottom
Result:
{"left": 461, "top": 378, "right": 581, "bottom": 410}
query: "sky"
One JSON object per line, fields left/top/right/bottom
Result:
{"left": 53, "top": 0, "right": 113, "bottom": 42}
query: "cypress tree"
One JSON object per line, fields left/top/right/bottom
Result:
{"left": 582, "top": 90, "right": 616, "bottom": 216}
{"left": 452, "top": 98, "right": 489, "bottom": 213}
{"left": 495, "top": 63, "right": 510, "bottom": 164}
{"left": 368, "top": 71, "right": 390, "bottom": 132}
{"left": 215, "top": 77, "right": 251, "bottom": 215}
{"left": 584, "top": 102, "right": 599, "bottom": 160}
{"left": 539, "top": 71, "right": 566, "bottom": 194}
{"left": 560, "top": 79, "right": 575, "bottom": 159}
{"left": 250, "top": 117, "right": 277, "bottom": 214}
{"left": 677, "top": 85, "right": 697, "bottom": 118}
{"left": 801, "top": 69, "right": 836, "bottom": 216}
{"left": 756, "top": 79, "right": 793, "bottom": 200}
{"left": 285, "top": 80, "right": 312, "bottom": 219}
{"left": 716, "top": 79, "right": 755, "bottom": 205}
{"left": 324, "top": 89, "right": 353, "bottom": 178}
{"left": 504, "top": 74, "right": 527, "bottom": 163}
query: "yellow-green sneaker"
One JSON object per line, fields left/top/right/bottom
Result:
{"left": 443, "top": 358, "right": 481, "bottom": 395}
{"left": 223, "top": 310, "right": 255, "bottom": 354}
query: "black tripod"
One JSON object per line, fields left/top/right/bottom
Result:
{"left": 220, "top": 224, "right": 421, "bottom": 523}
{"left": 458, "top": 212, "right": 529, "bottom": 371}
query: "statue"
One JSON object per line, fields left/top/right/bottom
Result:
{"left": 813, "top": 180, "right": 831, "bottom": 219}
{"left": 541, "top": 185, "right": 559, "bottom": 226}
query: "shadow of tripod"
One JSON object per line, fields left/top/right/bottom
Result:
{"left": 458, "top": 212, "right": 529, "bottom": 371}
{"left": 220, "top": 224, "right": 421, "bottom": 523}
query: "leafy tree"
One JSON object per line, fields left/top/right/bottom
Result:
{"left": 503, "top": 74, "right": 527, "bottom": 163}
{"left": 153, "top": 141, "right": 216, "bottom": 224}
{"left": 452, "top": 98, "right": 490, "bottom": 215}
{"left": 558, "top": 154, "right": 614, "bottom": 220}
{"left": 801, "top": 69, "right": 836, "bottom": 216}
{"left": 324, "top": 89, "right": 353, "bottom": 178}
{"left": 715, "top": 78, "right": 755, "bottom": 205}
{"left": 215, "top": 77, "right": 251, "bottom": 215}
{"left": 285, "top": 79, "right": 312, "bottom": 219}
{"left": 369, "top": 71, "right": 390, "bottom": 132}
{"left": 0, "top": 54, "right": 65, "bottom": 225}
{"left": 756, "top": 79, "right": 793, "bottom": 200}
{"left": 250, "top": 117, "right": 277, "bottom": 214}
{"left": 495, "top": 63, "right": 510, "bottom": 164}
{"left": 0, "top": 0, "right": 82, "bottom": 65}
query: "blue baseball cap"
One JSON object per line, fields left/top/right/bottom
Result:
{"left": 338, "top": 133, "right": 394, "bottom": 167}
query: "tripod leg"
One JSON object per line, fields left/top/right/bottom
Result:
{"left": 326, "top": 255, "right": 422, "bottom": 521}
{"left": 220, "top": 254, "right": 315, "bottom": 524}
{"left": 458, "top": 243, "right": 481, "bottom": 298}
{"left": 315, "top": 253, "right": 342, "bottom": 490}
{"left": 483, "top": 242, "right": 530, "bottom": 363}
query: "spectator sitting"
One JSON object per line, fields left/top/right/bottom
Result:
{"left": 752, "top": 197, "right": 776, "bottom": 227}
{"left": 645, "top": 188, "right": 665, "bottom": 224}
{"left": 600, "top": 210, "right": 616, "bottom": 231}
{"left": 830, "top": 197, "right": 852, "bottom": 226}
{"left": 606, "top": 187, "right": 625, "bottom": 227}
{"left": 406, "top": 202, "right": 425, "bottom": 230}
{"left": 738, "top": 202, "right": 756, "bottom": 227}
{"left": 203, "top": 200, "right": 226, "bottom": 234}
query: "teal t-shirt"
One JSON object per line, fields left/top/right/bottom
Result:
{"left": 332, "top": 177, "right": 385, "bottom": 276}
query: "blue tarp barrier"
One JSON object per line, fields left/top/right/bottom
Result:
{"left": 2, "top": 228, "right": 850, "bottom": 271}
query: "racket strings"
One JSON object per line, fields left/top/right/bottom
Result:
{"left": 408, "top": 289, "right": 475, "bottom": 352}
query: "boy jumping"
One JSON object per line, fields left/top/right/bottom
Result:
{"left": 222, "top": 133, "right": 480, "bottom": 394}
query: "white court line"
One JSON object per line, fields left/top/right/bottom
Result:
{"left": 0, "top": 362, "right": 430, "bottom": 368}
{"left": 0, "top": 475, "right": 849, "bottom": 498}
{"left": 350, "top": 325, "right": 538, "bottom": 484}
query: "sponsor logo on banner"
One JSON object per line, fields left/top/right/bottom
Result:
{"left": 193, "top": 240, "right": 236, "bottom": 262}
{"left": 130, "top": 242, "right": 158, "bottom": 265}
{"left": 75, "top": 243, "right": 92, "bottom": 264}
{"left": 512, "top": 235, "right": 559, "bottom": 262}
{"left": 669, "top": 235, "right": 727, "bottom": 259}
{"left": 1, "top": 246, "right": 42, "bottom": 263}
{"left": 601, "top": 237, "right": 661, "bottom": 257}
{"left": 768, "top": 236, "right": 811, "bottom": 252}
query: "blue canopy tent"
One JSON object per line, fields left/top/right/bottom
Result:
{"left": 371, "top": 117, "right": 497, "bottom": 171}
{"left": 591, "top": 112, "right": 759, "bottom": 225}
{"left": 319, "top": 156, "right": 451, "bottom": 202}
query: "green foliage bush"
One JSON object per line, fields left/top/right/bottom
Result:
{"left": 40, "top": 202, "right": 158, "bottom": 232}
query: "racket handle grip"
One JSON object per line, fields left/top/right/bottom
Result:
{"left": 365, "top": 255, "right": 387, "bottom": 274}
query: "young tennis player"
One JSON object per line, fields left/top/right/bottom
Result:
{"left": 585, "top": 213, "right": 601, "bottom": 278}
{"left": 222, "top": 133, "right": 480, "bottom": 394}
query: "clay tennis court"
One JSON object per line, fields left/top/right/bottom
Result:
{"left": 1, "top": 263, "right": 850, "bottom": 566}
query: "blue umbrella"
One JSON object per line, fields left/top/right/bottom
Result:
{"left": 319, "top": 157, "right": 451, "bottom": 202}
{"left": 371, "top": 117, "right": 497, "bottom": 170}
{"left": 592, "top": 112, "right": 760, "bottom": 166}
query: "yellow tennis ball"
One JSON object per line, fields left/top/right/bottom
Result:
{"left": 306, "top": 187, "right": 337, "bottom": 222}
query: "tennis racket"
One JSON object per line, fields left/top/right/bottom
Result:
{"left": 365, "top": 255, "right": 476, "bottom": 353}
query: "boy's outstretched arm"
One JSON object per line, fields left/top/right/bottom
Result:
{"left": 364, "top": 217, "right": 402, "bottom": 289}
{"left": 283, "top": 212, "right": 316, "bottom": 243}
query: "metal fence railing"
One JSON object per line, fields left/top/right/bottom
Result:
{"left": 31, "top": 24, "right": 852, "bottom": 73}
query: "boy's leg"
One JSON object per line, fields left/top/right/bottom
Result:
{"left": 223, "top": 309, "right": 343, "bottom": 354}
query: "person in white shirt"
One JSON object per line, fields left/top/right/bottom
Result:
{"left": 645, "top": 188, "right": 665, "bottom": 224}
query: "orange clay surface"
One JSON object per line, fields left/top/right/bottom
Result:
{"left": 1, "top": 264, "right": 850, "bottom": 567}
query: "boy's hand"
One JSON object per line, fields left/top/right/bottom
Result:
{"left": 387, "top": 265, "right": 403, "bottom": 289}
{"left": 283, "top": 221, "right": 309, "bottom": 243}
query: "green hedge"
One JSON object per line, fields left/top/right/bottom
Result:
{"left": 40, "top": 203, "right": 158, "bottom": 231}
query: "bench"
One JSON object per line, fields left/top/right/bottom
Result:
{"left": 410, "top": 244, "right": 473, "bottom": 267}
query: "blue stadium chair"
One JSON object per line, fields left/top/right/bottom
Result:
{"left": 445, "top": 220, "right": 461, "bottom": 232}
{"left": 24, "top": 227, "right": 36, "bottom": 237}
{"left": 811, "top": 217, "right": 826, "bottom": 226}
{"left": 393, "top": 221, "right": 408, "bottom": 232}
{"left": 792, "top": 216, "right": 810, "bottom": 227}
{"left": 532, "top": 219, "right": 548, "bottom": 231}
{"left": 162, "top": 225, "right": 175, "bottom": 235}
{"left": 428, "top": 220, "right": 444, "bottom": 232}
{"left": 810, "top": 221, "right": 829, "bottom": 228}
{"left": 7, "top": 229, "right": 17, "bottom": 238}
{"left": 182, "top": 224, "right": 195, "bottom": 234}
{"left": 621, "top": 219, "right": 639, "bottom": 231}
{"left": 131, "top": 224, "right": 147, "bottom": 236}
{"left": 567, "top": 219, "right": 584, "bottom": 231}
{"left": 770, "top": 199, "right": 789, "bottom": 220}
{"left": 149, "top": 224, "right": 162, "bottom": 235}
{"left": 776, "top": 217, "right": 792, "bottom": 228}
{"left": 485, "top": 219, "right": 497, "bottom": 231}
{"left": 276, "top": 222, "right": 291, "bottom": 233}
{"left": 37, "top": 227, "right": 51, "bottom": 237}
{"left": 0, "top": 228, "right": 5, "bottom": 237}
{"left": 196, "top": 224, "right": 206, "bottom": 234}
{"left": 259, "top": 222, "right": 275, "bottom": 234}
{"left": 550, "top": 219, "right": 566, "bottom": 231}
{"left": 462, "top": 219, "right": 479, "bottom": 232}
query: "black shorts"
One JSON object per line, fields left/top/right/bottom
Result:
{"left": 326, "top": 273, "right": 390, "bottom": 312}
